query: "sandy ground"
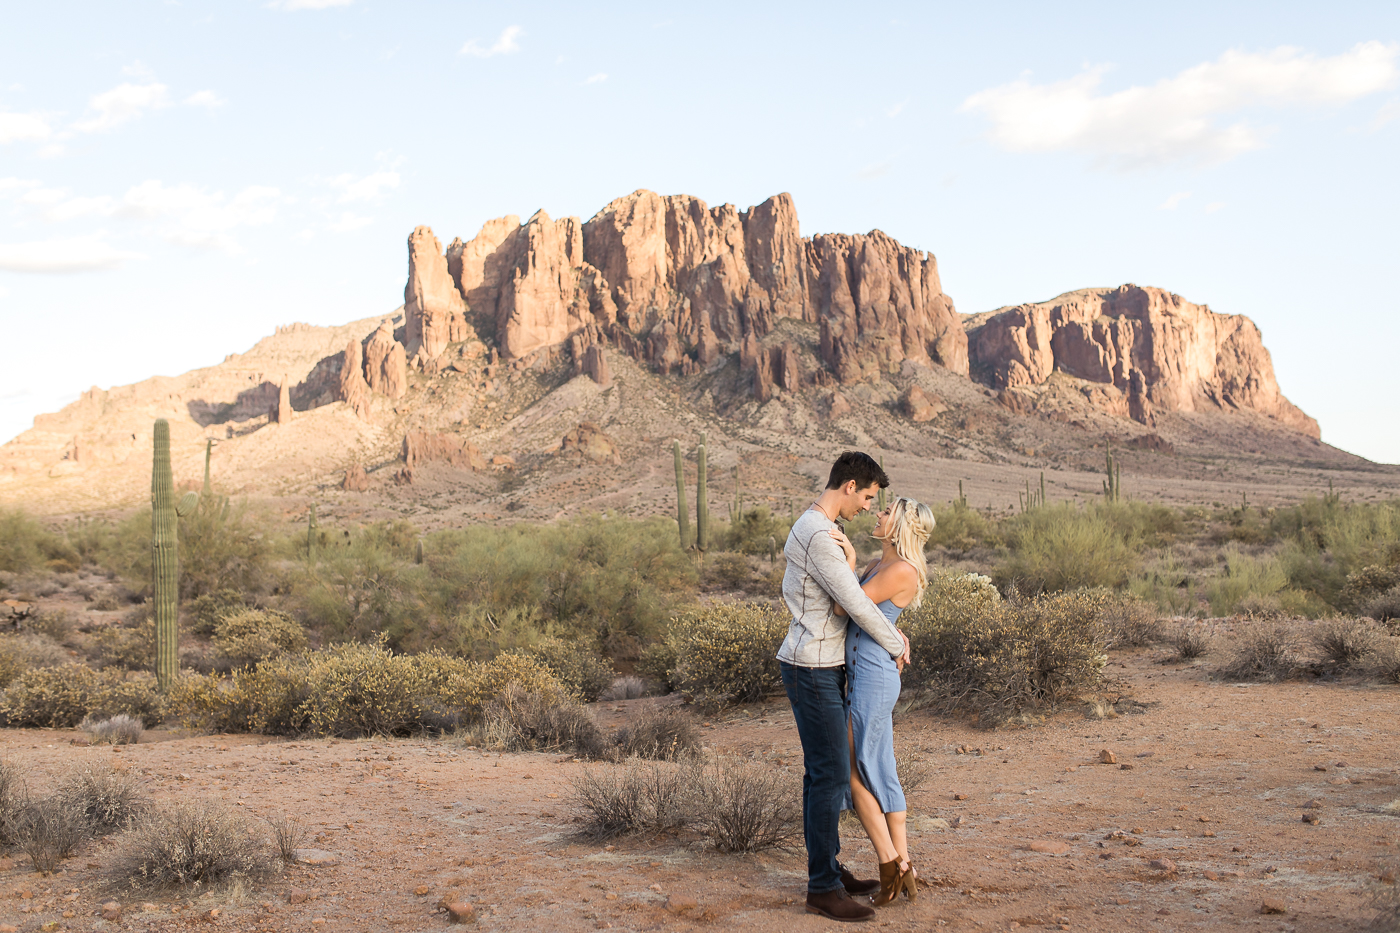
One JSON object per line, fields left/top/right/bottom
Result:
{"left": 3, "top": 648, "right": 1399, "bottom": 933}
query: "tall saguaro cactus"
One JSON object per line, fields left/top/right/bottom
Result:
{"left": 695, "top": 433, "right": 709, "bottom": 554}
{"left": 1103, "top": 449, "right": 1121, "bottom": 503}
{"left": 151, "top": 419, "right": 198, "bottom": 692}
{"left": 672, "top": 440, "right": 690, "bottom": 549}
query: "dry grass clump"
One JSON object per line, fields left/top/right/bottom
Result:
{"left": 662, "top": 603, "right": 788, "bottom": 706}
{"left": 1220, "top": 622, "right": 1301, "bottom": 682}
{"left": 893, "top": 748, "right": 931, "bottom": 795}
{"left": 1363, "top": 587, "right": 1400, "bottom": 625}
{"left": 8, "top": 796, "right": 90, "bottom": 873}
{"left": 603, "top": 675, "right": 648, "bottom": 701}
{"left": 265, "top": 813, "right": 307, "bottom": 863}
{"left": 1103, "top": 597, "right": 1166, "bottom": 647}
{"left": 1171, "top": 624, "right": 1213, "bottom": 661}
{"left": 1367, "top": 640, "right": 1400, "bottom": 684}
{"left": 571, "top": 760, "right": 694, "bottom": 839}
{"left": 0, "top": 759, "right": 27, "bottom": 846}
{"left": 479, "top": 687, "right": 607, "bottom": 757}
{"left": 114, "top": 799, "right": 277, "bottom": 891}
{"left": 613, "top": 705, "right": 699, "bottom": 761}
{"left": 57, "top": 761, "right": 148, "bottom": 835}
{"left": 0, "top": 664, "right": 167, "bottom": 728}
{"left": 1312, "top": 618, "right": 1384, "bottom": 671}
{"left": 693, "top": 758, "right": 801, "bottom": 853}
{"left": 80, "top": 712, "right": 144, "bottom": 745}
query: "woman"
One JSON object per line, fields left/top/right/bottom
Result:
{"left": 830, "top": 496, "right": 935, "bottom": 906}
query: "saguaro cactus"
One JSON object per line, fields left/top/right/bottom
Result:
{"left": 307, "top": 503, "right": 318, "bottom": 562}
{"left": 1103, "top": 449, "right": 1121, "bottom": 503}
{"left": 202, "top": 438, "right": 215, "bottom": 499}
{"left": 151, "top": 419, "right": 198, "bottom": 692}
{"left": 696, "top": 434, "right": 709, "bottom": 554}
{"left": 672, "top": 440, "right": 690, "bottom": 548}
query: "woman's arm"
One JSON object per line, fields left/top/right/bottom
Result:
{"left": 831, "top": 557, "right": 881, "bottom": 618}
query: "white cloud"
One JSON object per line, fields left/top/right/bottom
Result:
{"left": 74, "top": 82, "right": 170, "bottom": 133}
{"left": 1205, "top": 202, "right": 1225, "bottom": 213}
{"left": 185, "top": 90, "right": 226, "bottom": 109}
{"left": 461, "top": 25, "right": 523, "bottom": 58}
{"left": 886, "top": 100, "right": 907, "bottom": 118}
{"left": 1159, "top": 191, "right": 1192, "bottom": 210}
{"left": 20, "top": 186, "right": 117, "bottom": 222}
{"left": 858, "top": 162, "right": 892, "bottom": 179}
{"left": 327, "top": 212, "right": 372, "bottom": 233}
{"left": 0, "top": 234, "right": 145, "bottom": 273}
{"left": 325, "top": 170, "right": 399, "bottom": 203}
{"left": 962, "top": 41, "right": 1400, "bottom": 169}
{"left": 267, "top": 0, "right": 352, "bottom": 9}
{"left": 117, "top": 180, "right": 284, "bottom": 251}
{"left": 0, "top": 112, "right": 51, "bottom": 144}
{"left": 0, "top": 177, "right": 39, "bottom": 196}
{"left": 585, "top": 73, "right": 608, "bottom": 84}
{"left": 1372, "top": 98, "right": 1400, "bottom": 130}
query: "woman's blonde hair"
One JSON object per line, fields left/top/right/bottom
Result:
{"left": 874, "top": 496, "right": 936, "bottom": 609}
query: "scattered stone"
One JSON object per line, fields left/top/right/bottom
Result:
{"left": 295, "top": 848, "right": 339, "bottom": 867}
{"left": 1202, "top": 871, "right": 1219, "bottom": 881}
{"left": 1148, "top": 858, "right": 1177, "bottom": 873}
{"left": 926, "top": 818, "right": 951, "bottom": 830}
{"left": 1336, "top": 760, "right": 1348, "bottom": 768}
{"left": 1203, "top": 831, "right": 1216, "bottom": 838}
{"left": 1303, "top": 799, "right": 1324, "bottom": 809}
{"left": 443, "top": 900, "right": 476, "bottom": 924}
{"left": 664, "top": 895, "right": 698, "bottom": 914}
{"left": 288, "top": 889, "right": 309, "bottom": 905}
{"left": 1328, "top": 777, "right": 1351, "bottom": 785}
{"left": 1381, "top": 870, "right": 1397, "bottom": 884}
{"left": 954, "top": 793, "right": 969, "bottom": 800}
{"left": 1099, "top": 750, "right": 1117, "bottom": 764}
{"left": 100, "top": 902, "right": 121, "bottom": 922}
{"left": 1028, "top": 841, "right": 1071, "bottom": 855}
{"left": 1197, "top": 816, "right": 1212, "bottom": 823}
{"left": 1157, "top": 908, "right": 1170, "bottom": 916}
{"left": 949, "top": 816, "right": 963, "bottom": 829}
{"left": 559, "top": 422, "right": 622, "bottom": 465}
{"left": 1314, "top": 764, "right": 1328, "bottom": 772}
{"left": 1261, "top": 899, "right": 1287, "bottom": 915}
{"left": 414, "top": 885, "right": 431, "bottom": 896}
{"left": 1120, "top": 763, "right": 1135, "bottom": 771}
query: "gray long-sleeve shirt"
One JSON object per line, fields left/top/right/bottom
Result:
{"left": 775, "top": 508, "right": 906, "bottom": 668}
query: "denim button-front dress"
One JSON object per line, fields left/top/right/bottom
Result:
{"left": 843, "top": 569, "right": 907, "bottom": 814}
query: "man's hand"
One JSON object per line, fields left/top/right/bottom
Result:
{"left": 897, "top": 630, "right": 912, "bottom": 673}
{"left": 827, "top": 528, "right": 857, "bottom": 570}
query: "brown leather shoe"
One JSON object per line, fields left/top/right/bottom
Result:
{"left": 838, "top": 861, "right": 880, "bottom": 897}
{"left": 805, "top": 888, "right": 876, "bottom": 922}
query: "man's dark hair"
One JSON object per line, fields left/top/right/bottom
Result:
{"left": 825, "top": 451, "right": 889, "bottom": 491}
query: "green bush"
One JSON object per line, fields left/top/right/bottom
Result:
{"left": 0, "top": 665, "right": 166, "bottom": 728}
{"left": 0, "top": 509, "right": 81, "bottom": 573}
{"left": 663, "top": 603, "right": 788, "bottom": 705}
{"left": 1207, "top": 546, "right": 1289, "bottom": 616}
{"left": 722, "top": 507, "right": 791, "bottom": 556}
{"left": 523, "top": 637, "right": 614, "bottom": 702}
{"left": 187, "top": 589, "right": 248, "bottom": 636}
{"left": 927, "top": 503, "right": 999, "bottom": 552}
{"left": 707, "top": 552, "right": 754, "bottom": 589}
{"left": 94, "top": 610, "right": 155, "bottom": 670}
{"left": 902, "top": 574, "right": 1109, "bottom": 721}
{"left": 212, "top": 609, "right": 307, "bottom": 668}
{"left": 0, "top": 634, "right": 71, "bottom": 689}
{"left": 996, "top": 504, "right": 1137, "bottom": 593}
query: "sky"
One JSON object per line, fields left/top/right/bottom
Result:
{"left": 1, "top": 1, "right": 1398, "bottom": 462}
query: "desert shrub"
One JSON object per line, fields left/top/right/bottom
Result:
{"left": 172, "top": 654, "right": 312, "bottom": 735}
{"left": 3, "top": 631, "right": 73, "bottom": 673}
{"left": 1235, "top": 593, "right": 1284, "bottom": 620}
{"left": 636, "top": 642, "right": 677, "bottom": 693}
{"left": 110, "top": 501, "right": 272, "bottom": 602}
{"left": 0, "top": 638, "right": 29, "bottom": 688}
{"left": 25, "top": 609, "right": 73, "bottom": 643}
{"left": 1368, "top": 639, "right": 1400, "bottom": 684}
{"left": 0, "top": 759, "right": 26, "bottom": 846}
{"left": 927, "top": 502, "right": 998, "bottom": 552}
{"left": 693, "top": 758, "right": 800, "bottom": 853}
{"left": 80, "top": 713, "right": 145, "bottom": 745}
{"left": 0, "top": 509, "right": 80, "bottom": 574}
{"left": 0, "top": 663, "right": 100, "bottom": 727}
{"left": 1338, "top": 564, "right": 1400, "bottom": 613}
{"left": 613, "top": 705, "right": 699, "bottom": 761}
{"left": 1362, "top": 586, "right": 1400, "bottom": 624}
{"left": 94, "top": 612, "right": 155, "bottom": 670}
{"left": 88, "top": 673, "right": 167, "bottom": 726}
{"left": 523, "top": 637, "right": 614, "bottom": 702}
{"left": 187, "top": 588, "right": 249, "bottom": 636}
{"left": 996, "top": 504, "right": 1136, "bottom": 593}
{"left": 480, "top": 687, "right": 607, "bottom": 757}
{"left": 1220, "top": 622, "right": 1301, "bottom": 681}
{"left": 603, "top": 675, "right": 648, "bottom": 701}
{"left": 8, "top": 795, "right": 89, "bottom": 872}
{"left": 902, "top": 580, "right": 1108, "bottom": 720}
{"left": 664, "top": 603, "right": 787, "bottom": 705}
{"left": 433, "top": 604, "right": 550, "bottom": 661}
{"left": 423, "top": 515, "right": 697, "bottom": 655}
{"left": 288, "top": 530, "right": 430, "bottom": 648}
{"left": 571, "top": 760, "right": 695, "bottom": 839}
{"left": 212, "top": 609, "right": 307, "bottom": 668}
{"left": 1311, "top": 618, "right": 1382, "bottom": 671}
{"left": 708, "top": 552, "right": 754, "bottom": 589}
{"left": 57, "top": 761, "right": 148, "bottom": 834}
{"left": 297, "top": 641, "right": 428, "bottom": 738}
{"left": 893, "top": 748, "right": 931, "bottom": 795}
{"left": 450, "top": 652, "right": 568, "bottom": 720}
{"left": 1103, "top": 597, "right": 1165, "bottom": 647}
{"left": 1172, "top": 624, "right": 1212, "bottom": 660}
{"left": 115, "top": 798, "right": 277, "bottom": 890}
{"left": 723, "top": 507, "right": 792, "bottom": 556}
{"left": 266, "top": 813, "right": 306, "bottom": 863}
{"left": 1207, "top": 546, "right": 1289, "bottom": 616}
{"left": 1272, "top": 497, "right": 1400, "bottom": 609}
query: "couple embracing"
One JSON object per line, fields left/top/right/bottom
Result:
{"left": 778, "top": 451, "right": 935, "bottom": 923}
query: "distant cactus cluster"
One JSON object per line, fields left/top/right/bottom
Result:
{"left": 670, "top": 433, "right": 713, "bottom": 553}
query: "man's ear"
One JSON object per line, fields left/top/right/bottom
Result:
{"left": 843, "top": 480, "right": 857, "bottom": 496}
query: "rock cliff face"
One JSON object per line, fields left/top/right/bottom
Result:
{"left": 964, "top": 285, "right": 1319, "bottom": 436}
{"left": 423, "top": 190, "right": 967, "bottom": 391}
{"left": 404, "top": 226, "right": 475, "bottom": 364}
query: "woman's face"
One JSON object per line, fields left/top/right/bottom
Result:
{"left": 873, "top": 503, "right": 894, "bottom": 538}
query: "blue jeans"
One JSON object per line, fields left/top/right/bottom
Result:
{"left": 780, "top": 661, "right": 849, "bottom": 894}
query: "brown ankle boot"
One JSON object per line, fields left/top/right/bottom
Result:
{"left": 870, "top": 858, "right": 902, "bottom": 907}
{"left": 838, "top": 861, "right": 880, "bottom": 897}
{"left": 805, "top": 888, "right": 876, "bottom": 922}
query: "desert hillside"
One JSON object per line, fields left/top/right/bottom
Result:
{"left": 1, "top": 189, "right": 1395, "bottom": 521}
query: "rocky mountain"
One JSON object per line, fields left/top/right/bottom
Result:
{"left": 1, "top": 188, "right": 1380, "bottom": 522}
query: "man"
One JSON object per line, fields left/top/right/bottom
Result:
{"left": 777, "top": 451, "right": 910, "bottom": 922}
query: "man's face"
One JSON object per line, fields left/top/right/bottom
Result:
{"left": 838, "top": 482, "right": 883, "bottom": 521}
